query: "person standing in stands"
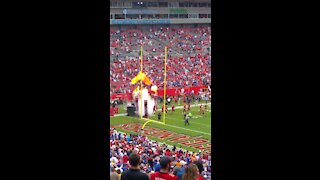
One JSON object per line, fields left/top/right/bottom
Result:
{"left": 193, "top": 161, "right": 205, "bottom": 180}
{"left": 110, "top": 166, "right": 120, "bottom": 180}
{"left": 176, "top": 164, "right": 187, "bottom": 180}
{"left": 182, "top": 164, "right": 199, "bottom": 180}
{"left": 121, "top": 153, "right": 149, "bottom": 180}
{"left": 150, "top": 156, "right": 178, "bottom": 180}
{"left": 173, "top": 166, "right": 181, "bottom": 180}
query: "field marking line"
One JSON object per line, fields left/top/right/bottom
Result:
{"left": 122, "top": 116, "right": 211, "bottom": 136}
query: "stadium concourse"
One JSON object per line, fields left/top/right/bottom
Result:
{"left": 110, "top": 128, "right": 212, "bottom": 180}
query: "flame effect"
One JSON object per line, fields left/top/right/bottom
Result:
{"left": 136, "top": 88, "right": 156, "bottom": 116}
{"left": 131, "top": 72, "right": 152, "bottom": 85}
{"left": 151, "top": 85, "right": 157, "bottom": 93}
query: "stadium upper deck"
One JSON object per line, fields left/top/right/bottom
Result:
{"left": 110, "top": 0, "right": 211, "bottom": 25}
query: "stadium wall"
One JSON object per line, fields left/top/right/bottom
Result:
{"left": 110, "top": 85, "right": 207, "bottom": 100}
{"left": 110, "top": 24, "right": 210, "bottom": 31}
{"left": 110, "top": 19, "right": 211, "bottom": 25}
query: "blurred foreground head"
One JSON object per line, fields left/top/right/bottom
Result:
{"left": 182, "top": 163, "right": 199, "bottom": 180}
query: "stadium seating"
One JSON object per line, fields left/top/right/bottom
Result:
{"left": 110, "top": 27, "right": 211, "bottom": 95}
{"left": 110, "top": 128, "right": 212, "bottom": 179}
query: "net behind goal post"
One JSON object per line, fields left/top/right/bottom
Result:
{"left": 140, "top": 45, "right": 168, "bottom": 130}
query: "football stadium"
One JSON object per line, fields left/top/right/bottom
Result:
{"left": 109, "top": 1, "right": 211, "bottom": 179}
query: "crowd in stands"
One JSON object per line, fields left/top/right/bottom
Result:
{"left": 110, "top": 26, "right": 211, "bottom": 95}
{"left": 110, "top": 128, "right": 212, "bottom": 180}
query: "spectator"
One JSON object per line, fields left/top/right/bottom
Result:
{"left": 154, "top": 159, "right": 161, "bottom": 172}
{"left": 176, "top": 164, "right": 187, "bottom": 180}
{"left": 116, "top": 169, "right": 122, "bottom": 179}
{"left": 193, "top": 161, "right": 205, "bottom": 180}
{"left": 182, "top": 164, "right": 199, "bottom": 180}
{"left": 109, "top": 27, "right": 211, "bottom": 95}
{"left": 150, "top": 156, "right": 178, "bottom": 180}
{"left": 173, "top": 166, "right": 181, "bottom": 176}
{"left": 175, "top": 159, "right": 182, "bottom": 167}
{"left": 111, "top": 166, "right": 120, "bottom": 180}
{"left": 109, "top": 128, "right": 211, "bottom": 179}
{"left": 121, "top": 153, "right": 149, "bottom": 180}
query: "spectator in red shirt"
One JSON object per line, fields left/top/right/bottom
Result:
{"left": 150, "top": 156, "right": 178, "bottom": 180}
{"left": 123, "top": 153, "right": 129, "bottom": 164}
{"left": 166, "top": 149, "right": 171, "bottom": 156}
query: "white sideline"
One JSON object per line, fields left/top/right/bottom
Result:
{"left": 113, "top": 103, "right": 211, "bottom": 117}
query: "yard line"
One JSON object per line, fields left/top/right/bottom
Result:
{"left": 113, "top": 103, "right": 211, "bottom": 117}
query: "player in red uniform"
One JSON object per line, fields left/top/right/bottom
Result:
{"left": 183, "top": 103, "right": 187, "bottom": 111}
{"left": 182, "top": 108, "right": 187, "bottom": 117}
{"left": 188, "top": 103, "right": 191, "bottom": 111}
{"left": 162, "top": 104, "right": 168, "bottom": 113}
{"left": 165, "top": 103, "right": 169, "bottom": 113}
{"left": 172, "top": 104, "right": 175, "bottom": 112}
{"left": 150, "top": 156, "right": 178, "bottom": 180}
{"left": 200, "top": 104, "right": 205, "bottom": 115}
{"left": 153, "top": 105, "right": 156, "bottom": 113}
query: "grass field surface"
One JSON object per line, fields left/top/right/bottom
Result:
{"left": 110, "top": 103, "right": 211, "bottom": 152}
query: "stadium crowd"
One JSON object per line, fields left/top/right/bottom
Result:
{"left": 110, "top": 128, "right": 212, "bottom": 180}
{"left": 110, "top": 27, "right": 211, "bottom": 95}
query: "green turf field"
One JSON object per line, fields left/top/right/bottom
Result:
{"left": 110, "top": 103, "right": 211, "bottom": 152}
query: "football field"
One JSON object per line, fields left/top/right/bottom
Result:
{"left": 110, "top": 102, "right": 211, "bottom": 153}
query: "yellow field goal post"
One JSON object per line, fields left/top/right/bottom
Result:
{"left": 139, "top": 45, "right": 168, "bottom": 131}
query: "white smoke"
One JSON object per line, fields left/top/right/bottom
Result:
{"left": 135, "top": 88, "right": 156, "bottom": 117}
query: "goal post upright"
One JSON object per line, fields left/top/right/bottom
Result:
{"left": 140, "top": 45, "right": 143, "bottom": 119}
{"left": 141, "top": 46, "right": 167, "bottom": 130}
{"left": 163, "top": 46, "right": 167, "bottom": 125}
